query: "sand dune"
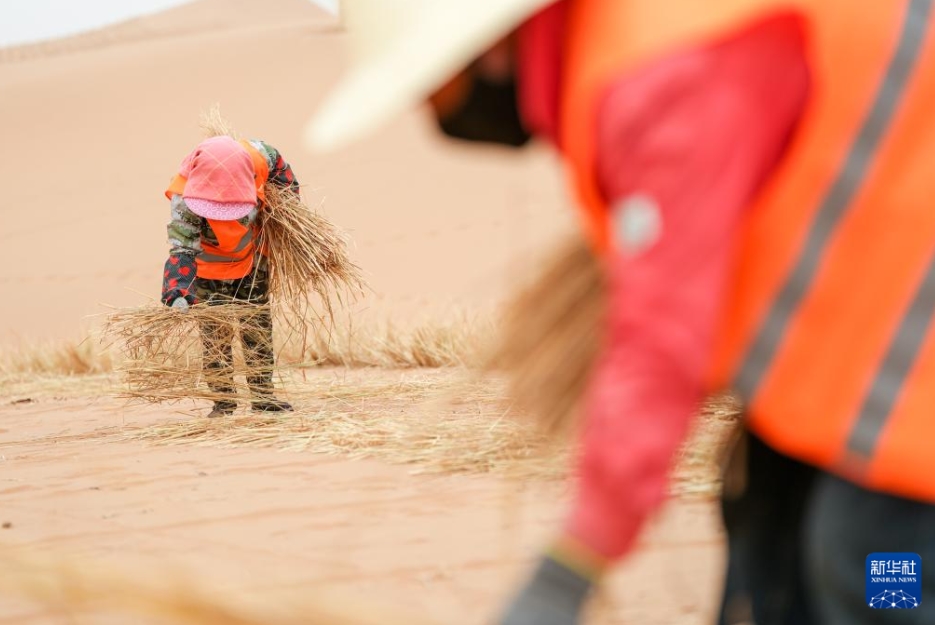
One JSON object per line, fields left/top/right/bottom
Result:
{"left": 0, "top": 0, "right": 572, "bottom": 345}
{"left": 0, "top": 0, "right": 338, "bottom": 62}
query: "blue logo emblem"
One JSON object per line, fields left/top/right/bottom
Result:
{"left": 866, "top": 553, "right": 921, "bottom": 609}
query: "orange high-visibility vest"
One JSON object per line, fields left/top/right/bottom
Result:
{"left": 562, "top": 0, "right": 935, "bottom": 503}
{"left": 164, "top": 139, "right": 271, "bottom": 280}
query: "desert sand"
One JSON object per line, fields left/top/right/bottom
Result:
{"left": 0, "top": 1, "right": 725, "bottom": 622}
{"left": 1, "top": 368, "right": 726, "bottom": 624}
{"left": 0, "top": 0, "right": 573, "bottom": 345}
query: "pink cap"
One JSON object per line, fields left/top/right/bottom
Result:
{"left": 179, "top": 136, "right": 257, "bottom": 220}
{"left": 184, "top": 197, "right": 255, "bottom": 220}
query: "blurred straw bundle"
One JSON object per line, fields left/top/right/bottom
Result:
{"left": 0, "top": 546, "right": 431, "bottom": 625}
{"left": 486, "top": 234, "right": 607, "bottom": 438}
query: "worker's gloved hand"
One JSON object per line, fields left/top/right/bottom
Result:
{"left": 161, "top": 254, "right": 198, "bottom": 308}
{"left": 499, "top": 555, "right": 593, "bottom": 625}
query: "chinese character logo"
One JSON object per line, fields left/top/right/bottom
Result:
{"left": 866, "top": 553, "right": 922, "bottom": 609}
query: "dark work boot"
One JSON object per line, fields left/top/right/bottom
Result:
{"left": 207, "top": 400, "right": 237, "bottom": 418}
{"left": 251, "top": 398, "right": 293, "bottom": 413}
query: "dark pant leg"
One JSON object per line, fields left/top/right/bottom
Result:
{"left": 804, "top": 472, "right": 935, "bottom": 624}
{"left": 194, "top": 277, "right": 237, "bottom": 404}
{"left": 241, "top": 305, "right": 275, "bottom": 397}
{"left": 718, "top": 430, "right": 820, "bottom": 625}
{"left": 232, "top": 266, "right": 275, "bottom": 398}
{"left": 199, "top": 314, "right": 236, "bottom": 399}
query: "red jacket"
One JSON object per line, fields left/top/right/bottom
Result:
{"left": 516, "top": 4, "right": 810, "bottom": 560}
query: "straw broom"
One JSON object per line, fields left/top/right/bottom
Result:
{"left": 486, "top": 234, "right": 607, "bottom": 438}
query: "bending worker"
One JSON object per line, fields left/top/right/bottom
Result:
{"left": 161, "top": 135, "right": 298, "bottom": 418}
{"left": 309, "top": 0, "right": 935, "bottom": 623}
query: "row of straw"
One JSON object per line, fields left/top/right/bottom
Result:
{"left": 99, "top": 305, "right": 492, "bottom": 403}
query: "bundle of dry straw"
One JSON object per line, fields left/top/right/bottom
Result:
{"left": 103, "top": 303, "right": 268, "bottom": 403}
{"left": 258, "top": 183, "right": 366, "bottom": 321}
{"left": 486, "top": 234, "right": 606, "bottom": 437}
{"left": 0, "top": 546, "right": 432, "bottom": 625}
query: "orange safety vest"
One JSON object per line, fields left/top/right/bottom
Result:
{"left": 562, "top": 0, "right": 935, "bottom": 503}
{"left": 164, "top": 139, "right": 271, "bottom": 280}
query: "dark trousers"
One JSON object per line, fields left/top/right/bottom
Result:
{"left": 718, "top": 431, "right": 935, "bottom": 624}
{"left": 194, "top": 265, "right": 275, "bottom": 403}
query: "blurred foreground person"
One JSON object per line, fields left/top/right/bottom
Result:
{"left": 162, "top": 136, "right": 297, "bottom": 417}
{"left": 308, "top": 0, "right": 935, "bottom": 623}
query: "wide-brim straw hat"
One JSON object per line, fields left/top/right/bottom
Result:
{"left": 305, "top": 0, "right": 554, "bottom": 152}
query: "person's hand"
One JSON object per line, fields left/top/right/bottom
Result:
{"left": 170, "top": 297, "right": 191, "bottom": 310}
{"left": 499, "top": 555, "right": 593, "bottom": 625}
{"left": 161, "top": 254, "right": 198, "bottom": 308}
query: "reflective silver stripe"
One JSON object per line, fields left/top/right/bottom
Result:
{"left": 848, "top": 251, "right": 935, "bottom": 456}
{"left": 199, "top": 252, "right": 251, "bottom": 263}
{"left": 199, "top": 229, "right": 254, "bottom": 264}
{"left": 735, "top": 0, "right": 933, "bottom": 399}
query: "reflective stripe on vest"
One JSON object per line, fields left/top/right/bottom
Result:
{"left": 198, "top": 225, "right": 255, "bottom": 263}
{"left": 195, "top": 217, "right": 258, "bottom": 280}
{"left": 561, "top": 0, "right": 935, "bottom": 502}
{"left": 710, "top": 0, "right": 935, "bottom": 502}
{"left": 734, "top": 0, "right": 934, "bottom": 462}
